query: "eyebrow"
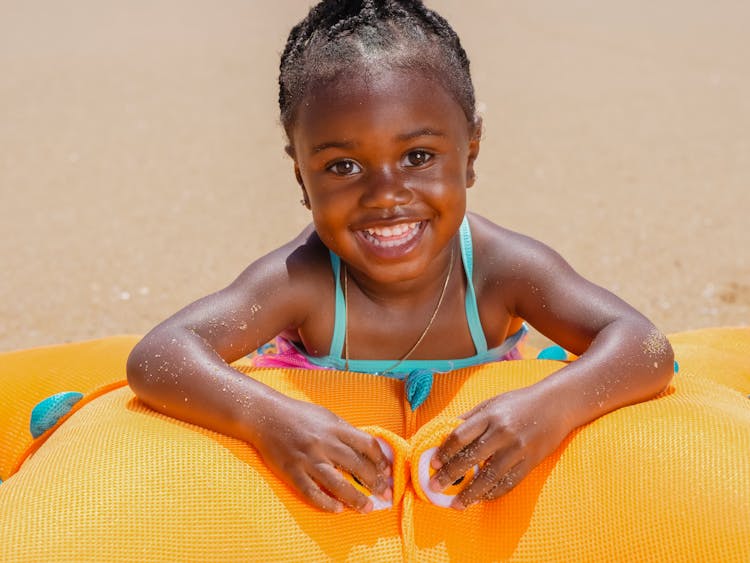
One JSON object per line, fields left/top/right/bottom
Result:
{"left": 311, "top": 140, "right": 356, "bottom": 154}
{"left": 395, "top": 128, "right": 447, "bottom": 141}
{"left": 311, "top": 128, "right": 447, "bottom": 155}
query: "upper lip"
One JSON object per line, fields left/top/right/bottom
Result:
{"left": 354, "top": 212, "right": 424, "bottom": 231}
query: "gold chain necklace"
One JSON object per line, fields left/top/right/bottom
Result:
{"left": 343, "top": 243, "right": 455, "bottom": 374}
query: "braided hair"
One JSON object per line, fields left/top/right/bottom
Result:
{"left": 279, "top": 0, "right": 475, "bottom": 134}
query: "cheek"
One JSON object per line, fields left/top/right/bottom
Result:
{"left": 309, "top": 195, "right": 353, "bottom": 248}
{"left": 309, "top": 186, "right": 354, "bottom": 223}
{"left": 427, "top": 150, "right": 469, "bottom": 185}
{"left": 418, "top": 164, "right": 468, "bottom": 204}
{"left": 303, "top": 168, "right": 357, "bottom": 208}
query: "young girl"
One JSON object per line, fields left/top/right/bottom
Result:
{"left": 127, "top": 0, "right": 674, "bottom": 515}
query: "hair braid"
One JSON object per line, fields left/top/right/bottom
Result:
{"left": 278, "top": 0, "right": 476, "bottom": 131}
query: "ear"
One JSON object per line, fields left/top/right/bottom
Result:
{"left": 294, "top": 163, "right": 311, "bottom": 209}
{"left": 466, "top": 115, "right": 482, "bottom": 188}
{"left": 286, "top": 143, "right": 311, "bottom": 209}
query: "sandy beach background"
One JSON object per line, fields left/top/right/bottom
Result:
{"left": 1, "top": 0, "right": 748, "bottom": 353}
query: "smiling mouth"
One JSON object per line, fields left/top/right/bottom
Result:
{"left": 360, "top": 221, "right": 423, "bottom": 248}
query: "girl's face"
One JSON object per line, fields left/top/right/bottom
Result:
{"left": 288, "top": 68, "right": 481, "bottom": 286}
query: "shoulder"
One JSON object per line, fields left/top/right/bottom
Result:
{"left": 466, "top": 212, "right": 568, "bottom": 278}
{"left": 197, "top": 223, "right": 336, "bottom": 343}
{"left": 232, "top": 224, "right": 332, "bottom": 297}
{"left": 138, "top": 225, "right": 336, "bottom": 362}
{"left": 466, "top": 212, "right": 578, "bottom": 315}
{"left": 218, "top": 225, "right": 333, "bottom": 328}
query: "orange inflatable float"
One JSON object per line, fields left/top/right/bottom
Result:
{"left": 0, "top": 328, "right": 748, "bottom": 562}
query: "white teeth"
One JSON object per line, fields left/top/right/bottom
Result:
{"left": 362, "top": 222, "right": 421, "bottom": 248}
{"left": 365, "top": 222, "right": 418, "bottom": 237}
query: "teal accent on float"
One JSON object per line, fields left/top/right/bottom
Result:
{"left": 30, "top": 392, "right": 84, "bottom": 438}
{"left": 537, "top": 345, "right": 568, "bottom": 361}
{"left": 406, "top": 369, "right": 434, "bottom": 411}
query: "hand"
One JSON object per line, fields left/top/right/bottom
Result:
{"left": 428, "top": 386, "right": 571, "bottom": 510}
{"left": 250, "top": 396, "right": 392, "bottom": 513}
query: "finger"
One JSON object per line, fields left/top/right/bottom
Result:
{"left": 312, "top": 462, "right": 373, "bottom": 513}
{"left": 453, "top": 453, "right": 524, "bottom": 510}
{"left": 342, "top": 429, "right": 391, "bottom": 476}
{"left": 458, "top": 398, "right": 491, "bottom": 421}
{"left": 431, "top": 416, "right": 488, "bottom": 470}
{"left": 329, "top": 441, "right": 390, "bottom": 499}
{"left": 288, "top": 467, "right": 344, "bottom": 513}
{"left": 482, "top": 459, "right": 528, "bottom": 502}
{"left": 428, "top": 431, "right": 496, "bottom": 493}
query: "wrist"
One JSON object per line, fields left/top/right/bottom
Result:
{"left": 529, "top": 371, "right": 589, "bottom": 434}
{"left": 236, "top": 386, "right": 293, "bottom": 445}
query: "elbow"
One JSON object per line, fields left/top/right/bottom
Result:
{"left": 126, "top": 334, "right": 164, "bottom": 403}
{"left": 646, "top": 328, "right": 675, "bottom": 395}
{"left": 657, "top": 340, "right": 676, "bottom": 393}
{"left": 628, "top": 317, "right": 675, "bottom": 396}
{"left": 126, "top": 339, "right": 149, "bottom": 397}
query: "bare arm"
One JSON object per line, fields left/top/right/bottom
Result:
{"left": 507, "top": 236, "right": 674, "bottom": 428}
{"left": 126, "top": 234, "right": 390, "bottom": 512}
{"left": 430, "top": 220, "right": 674, "bottom": 508}
{"left": 127, "top": 242, "right": 306, "bottom": 441}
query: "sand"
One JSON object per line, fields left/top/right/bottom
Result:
{"left": 1, "top": 0, "right": 748, "bottom": 352}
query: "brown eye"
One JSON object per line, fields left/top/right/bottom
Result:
{"left": 328, "top": 160, "right": 361, "bottom": 176}
{"left": 404, "top": 150, "right": 432, "bottom": 167}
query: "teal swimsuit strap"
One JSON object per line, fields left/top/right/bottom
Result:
{"left": 328, "top": 252, "right": 346, "bottom": 358}
{"left": 459, "top": 216, "right": 489, "bottom": 354}
{"left": 327, "top": 217, "right": 487, "bottom": 359}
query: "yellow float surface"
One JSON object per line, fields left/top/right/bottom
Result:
{"left": 0, "top": 328, "right": 748, "bottom": 562}
{"left": 0, "top": 335, "right": 141, "bottom": 480}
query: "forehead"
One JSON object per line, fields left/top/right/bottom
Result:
{"left": 290, "top": 68, "right": 470, "bottom": 149}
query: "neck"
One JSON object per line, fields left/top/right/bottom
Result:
{"left": 344, "top": 239, "right": 458, "bottom": 306}
{"left": 344, "top": 242, "right": 457, "bottom": 371}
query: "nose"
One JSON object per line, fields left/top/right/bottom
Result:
{"left": 359, "top": 166, "right": 412, "bottom": 209}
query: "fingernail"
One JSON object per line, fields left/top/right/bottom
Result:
{"left": 428, "top": 477, "right": 443, "bottom": 492}
{"left": 431, "top": 457, "right": 443, "bottom": 469}
{"left": 451, "top": 499, "right": 466, "bottom": 511}
{"left": 383, "top": 464, "right": 392, "bottom": 477}
{"left": 360, "top": 500, "right": 373, "bottom": 514}
{"left": 334, "top": 503, "right": 344, "bottom": 513}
